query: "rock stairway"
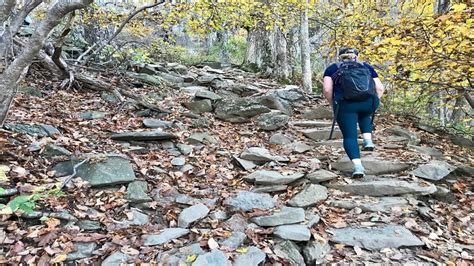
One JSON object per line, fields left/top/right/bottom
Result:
{"left": 2, "top": 63, "right": 472, "bottom": 265}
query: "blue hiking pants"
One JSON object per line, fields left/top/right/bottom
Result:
{"left": 334, "top": 96, "right": 380, "bottom": 160}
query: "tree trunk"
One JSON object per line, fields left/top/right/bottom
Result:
{"left": 0, "top": 0, "right": 93, "bottom": 126}
{"left": 434, "top": 0, "right": 451, "bottom": 14}
{"left": 300, "top": 1, "right": 312, "bottom": 93}
{"left": 287, "top": 27, "right": 299, "bottom": 81}
{"left": 274, "top": 27, "right": 289, "bottom": 81}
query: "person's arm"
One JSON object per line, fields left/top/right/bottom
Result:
{"left": 323, "top": 76, "right": 333, "bottom": 105}
{"left": 373, "top": 77, "right": 384, "bottom": 98}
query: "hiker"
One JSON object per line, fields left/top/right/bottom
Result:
{"left": 322, "top": 48, "right": 385, "bottom": 178}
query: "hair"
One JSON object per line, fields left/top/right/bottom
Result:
{"left": 339, "top": 47, "right": 359, "bottom": 56}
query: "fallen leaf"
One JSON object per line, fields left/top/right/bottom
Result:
{"left": 208, "top": 237, "right": 219, "bottom": 250}
{"left": 354, "top": 245, "right": 363, "bottom": 256}
{"left": 335, "top": 244, "right": 345, "bottom": 250}
{"left": 50, "top": 254, "right": 67, "bottom": 264}
{"left": 45, "top": 218, "right": 61, "bottom": 229}
{"left": 185, "top": 253, "right": 197, "bottom": 263}
{"left": 236, "top": 247, "right": 248, "bottom": 253}
{"left": 0, "top": 165, "right": 9, "bottom": 182}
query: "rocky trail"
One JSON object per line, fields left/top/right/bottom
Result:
{"left": 0, "top": 63, "right": 473, "bottom": 265}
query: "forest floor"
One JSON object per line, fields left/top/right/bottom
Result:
{"left": 0, "top": 64, "right": 473, "bottom": 265}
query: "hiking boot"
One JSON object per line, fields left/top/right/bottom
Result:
{"left": 362, "top": 139, "right": 375, "bottom": 151}
{"left": 352, "top": 164, "right": 365, "bottom": 178}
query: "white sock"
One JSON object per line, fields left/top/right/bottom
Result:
{"left": 362, "top": 133, "right": 372, "bottom": 140}
{"left": 352, "top": 159, "right": 362, "bottom": 165}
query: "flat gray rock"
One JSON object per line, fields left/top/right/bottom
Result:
{"left": 125, "top": 181, "right": 152, "bottom": 203}
{"left": 54, "top": 155, "right": 136, "bottom": 187}
{"left": 291, "top": 120, "right": 333, "bottom": 128}
{"left": 178, "top": 203, "right": 210, "bottom": 228}
{"left": 286, "top": 142, "right": 312, "bottom": 153}
{"left": 331, "top": 225, "right": 424, "bottom": 251}
{"left": 306, "top": 169, "right": 338, "bottom": 183}
{"left": 302, "top": 107, "right": 333, "bottom": 120}
{"left": 330, "top": 197, "right": 410, "bottom": 213}
{"left": 67, "top": 242, "right": 97, "bottom": 261}
{"left": 385, "top": 126, "right": 420, "bottom": 145}
{"left": 183, "top": 99, "right": 213, "bottom": 114}
{"left": 181, "top": 86, "right": 208, "bottom": 94}
{"left": 144, "top": 228, "right": 190, "bottom": 246}
{"left": 302, "top": 128, "right": 342, "bottom": 141}
{"left": 4, "top": 123, "right": 60, "bottom": 137}
{"left": 234, "top": 246, "right": 266, "bottom": 266}
{"left": 233, "top": 156, "right": 257, "bottom": 171}
{"left": 251, "top": 206, "right": 305, "bottom": 227}
{"left": 256, "top": 112, "right": 290, "bottom": 131}
{"left": 223, "top": 214, "right": 248, "bottom": 232}
{"left": 195, "top": 90, "right": 222, "bottom": 100}
{"left": 187, "top": 132, "right": 218, "bottom": 145}
{"left": 143, "top": 119, "right": 173, "bottom": 128}
{"left": 176, "top": 143, "right": 193, "bottom": 155}
{"left": 101, "top": 251, "right": 130, "bottom": 266}
{"left": 274, "top": 240, "right": 305, "bottom": 265}
{"left": 243, "top": 170, "right": 305, "bottom": 185}
{"left": 269, "top": 133, "right": 293, "bottom": 145}
{"left": 224, "top": 191, "right": 276, "bottom": 212}
{"left": 409, "top": 145, "right": 443, "bottom": 159}
{"left": 42, "top": 144, "right": 72, "bottom": 157}
{"left": 409, "top": 160, "right": 455, "bottom": 181}
{"left": 288, "top": 184, "right": 328, "bottom": 208}
{"left": 214, "top": 98, "right": 271, "bottom": 123}
{"left": 275, "top": 87, "right": 306, "bottom": 102}
{"left": 274, "top": 224, "right": 311, "bottom": 241}
{"left": 303, "top": 241, "right": 330, "bottom": 264}
{"left": 220, "top": 231, "right": 247, "bottom": 249}
{"left": 332, "top": 156, "right": 411, "bottom": 175}
{"left": 121, "top": 209, "right": 149, "bottom": 226}
{"left": 171, "top": 157, "right": 186, "bottom": 166}
{"left": 251, "top": 185, "right": 288, "bottom": 193}
{"left": 77, "top": 220, "right": 101, "bottom": 231}
{"left": 328, "top": 178, "right": 437, "bottom": 196}
{"left": 193, "top": 250, "right": 231, "bottom": 266}
{"left": 111, "top": 130, "right": 177, "bottom": 141}
{"left": 240, "top": 147, "right": 289, "bottom": 163}
{"left": 313, "top": 139, "right": 362, "bottom": 148}
{"left": 80, "top": 111, "right": 107, "bottom": 120}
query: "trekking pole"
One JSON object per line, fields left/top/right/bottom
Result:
{"left": 328, "top": 103, "right": 340, "bottom": 140}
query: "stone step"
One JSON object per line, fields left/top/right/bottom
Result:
{"left": 331, "top": 155, "right": 411, "bottom": 175}
{"left": 290, "top": 120, "right": 333, "bottom": 128}
{"left": 327, "top": 177, "right": 437, "bottom": 196}
{"left": 301, "top": 128, "right": 342, "bottom": 141}
{"left": 312, "top": 139, "right": 362, "bottom": 148}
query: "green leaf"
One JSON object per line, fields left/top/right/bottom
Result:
{"left": 0, "top": 187, "right": 5, "bottom": 194}
{"left": 8, "top": 195, "right": 31, "bottom": 212}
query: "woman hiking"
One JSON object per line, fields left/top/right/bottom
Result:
{"left": 322, "top": 48, "right": 385, "bottom": 178}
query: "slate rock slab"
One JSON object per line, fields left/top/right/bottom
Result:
{"left": 269, "top": 133, "right": 293, "bottom": 145}
{"left": 54, "top": 155, "right": 136, "bottom": 187}
{"left": 328, "top": 178, "right": 437, "bottom": 196}
{"left": 288, "top": 184, "right": 328, "bottom": 208}
{"left": 4, "top": 123, "right": 60, "bottom": 137}
{"left": 240, "top": 147, "right": 289, "bottom": 163}
{"left": 291, "top": 120, "right": 333, "bottom": 128}
{"left": 302, "top": 107, "right": 333, "bottom": 120}
{"left": 251, "top": 206, "right": 305, "bottom": 227}
{"left": 195, "top": 90, "right": 222, "bottom": 100}
{"left": 178, "top": 203, "right": 210, "bottom": 228}
{"left": 101, "top": 251, "right": 131, "bottom": 266}
{"left": 234, "top": 246, "right": 266, "bottom": 266}
{"left": 126, "top": 181, "right": 152, "bottom": 203}
{"left": 233, "top": 156, "right": 257, "bottom": 171}
{"left": 214, "top": 98, "right": 271, "bottom": 123}
{"left": 306, "top": 169, "right": 338, "bottom": 183}
{"left": 243, "top": 170, "right": 304, "bottom": 185}
{"left": 331, "top": 225, "right": 424, "bottom": 251}
{"left": 329, "top": 197, "right": 410, "bottom": 213}
{"left": 251, "top": 185, "right": 288, "bottom": 193}
{"left": 80, "top": 111, "right": 107, "bottom": 120}
{"left": 274, "top": 240, "right": 305, "bottom": 265}
{"left": 67, "top": 242, "right": 97, "bottom": 261}
{"left": 274, "top": 224, "right": 311, "bottom": 241}
{"left": 220, "top": 231, "right": 247, "bottom": 249}
{"left": 121, "top": 209, "right": 149, "bottom": 226}
{"left": 193, "top": 249, "right": 231, "bottom": 266}
{"left": 187, "top": 132, "right": 218, "bottom": 145}
{"left": 143, "top": 119, "right": 173, "bottom": 128}
{"left": 224, "top": 191, "right": 276, "bottom": 212}
{"left": 286, "top": 142, "right": 312, "bottom": 153}
{"left": 303, "top": 241, "right": 330, "bottom": 264}
{"left": 332, "top": 156, "right": 411, "bottom": 175}
{"left": 409, "top": 160, "right": 455, "bottom": 181}
{"left": 77, "top": 220, "right": 101, "bottom": 231}
{"left": 111, "top": 130, "right": 177, "bottom": 141}
{"left": 409, "top": 145, "right": 443, "bottom": 159}
{"left": 144, "top": 228, "right": 190, "bottom": 246}
{"left": 385, "top": 126, "right": 420, "bottom": 145}
{"left": 302, "top": 128, "right": 342, "bottom": 141}
{"left": 183, "top": 99, "right": 213, "bottom": 114}
{"left": 223, "top": 214, "right": 248, "bottom": 232}
{"left": 256, "top": 112, "right": 290, "bottom": 131}
{"left": 43, "top": 144, "right": 72, "bottom": 157}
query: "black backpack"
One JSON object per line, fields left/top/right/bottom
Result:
{"left": 332, "top": 61, "right": 376, "bottom": 101}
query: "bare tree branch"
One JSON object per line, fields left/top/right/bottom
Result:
{"left": 80, "top": 0, "right": 165, "bottom": 65}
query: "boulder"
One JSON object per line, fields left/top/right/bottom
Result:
{"left": 183, "top": 99, "right": 213, "bottom": 114}
{"left": 269, "top": 133, "right": 293, "bottom": 145}
{"left": 256, "top": 112, "right": 290, "bottom": 131}
{"left": 214, "top": 98, "right": 271, "bottom": 123}
{"left": 385, "top": 126, "right": 420, "bottom": 145}
{"left": 195, "top": 90, "right": 222, "bottom": 100}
